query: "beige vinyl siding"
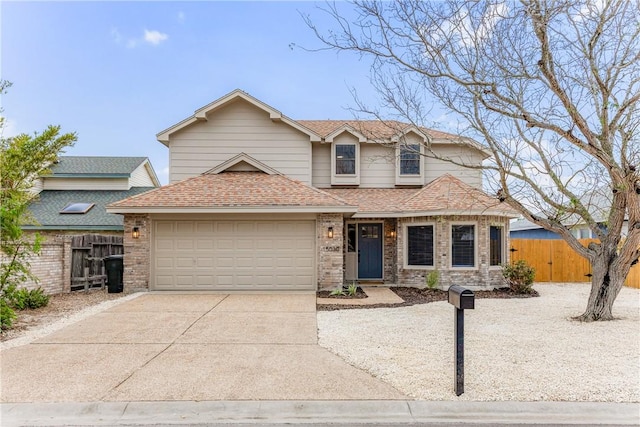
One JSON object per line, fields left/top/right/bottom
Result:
{"left": 43, "top": 178, "right": 130, "bottom": 191}
{"left": 426, "top": 143, "right": 484, "bottom": 189}
{"left": 360, "top": 143, "right": 395, "bottom": 187}
{"left": 312, "top": 142, "right": 331, "bottom": 188}
{"left": 168, "top": 100, "right": 312, "bottom": 184}
{"left": 129, "top": 162, "right": 157, "bottom": 187}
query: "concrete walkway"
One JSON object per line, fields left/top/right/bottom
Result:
{"left": 0, "top": 293, "right": 404, "bottom": 402}
{"left": 316, "top": 286, "right": 404, "bottom": 305}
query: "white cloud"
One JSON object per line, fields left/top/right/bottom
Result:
{"left": 111, "top": 27, "right": 168, "bottom": 48}
{"left": 144, "top": 29, "right": 168, "bottom": 45}
{"left": 177, "top": 11, "right": 185, "bottom": 24}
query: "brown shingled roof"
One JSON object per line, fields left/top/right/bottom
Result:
{"left": 324, "top": 174, "right": 518, "bottom": 217}
{"left": 399, "top": 174, "right": 517, "bottom": 215}
{"left": 297, "top": 120, "right": 459, "bottom": 140}
{"left": 108, "top": 172, "right": 355, "bottom": 210}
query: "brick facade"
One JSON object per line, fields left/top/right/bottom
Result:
{"left": 316, "top": 213, "right": 344, "bottom": 290}
{"left": 9, "top": 231, "right": 122, "bottom": 295}
{"left": 123, "top": 214, "right": 150, "bottom": 293}
{"left": 397, "top": 215, "right": 509, "bottom": 289}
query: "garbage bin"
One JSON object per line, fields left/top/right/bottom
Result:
{"left": 104, "top": 254, "right": 124, "bottom": 293}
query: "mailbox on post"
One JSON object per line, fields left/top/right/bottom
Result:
{"left": 447, "top": 285, "right": 475, "bottom": 396}
{"left": 448, "top": 285, "right": 475, "bottom": 310}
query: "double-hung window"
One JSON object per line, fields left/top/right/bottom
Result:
{"left": 335, "top": 144, "right": 356, "bottom": 175}
{"left": 405, "top": 224, "right": 434, "bottom": 267}
{"left": 396, "top": 142, "right": 423, "bottom": 185}
{"left": 400, "top": 144, "right": 421, "bottom": 175}
{"left": 451, "top": 224, "right": 475, "bottom": 267}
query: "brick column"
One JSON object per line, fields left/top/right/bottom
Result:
{"left": 62, "top": 236, "right": 72, "bottom": 293}
{"left": 123, "top": 214, "right": 150, "bottom": 293}
{"left": 317, "top": 213, "right": 344, "bottom": 290}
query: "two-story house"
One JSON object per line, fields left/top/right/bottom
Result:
{"left": 108, "top": 89, "right": 517, "bottom": 292}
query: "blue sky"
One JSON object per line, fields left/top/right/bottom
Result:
{"left": 1, "top": 1, "right": 387, "bottom": 184}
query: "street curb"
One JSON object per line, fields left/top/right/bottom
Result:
{"left": 2, "top": 400, "right": 638, "bottom": 426}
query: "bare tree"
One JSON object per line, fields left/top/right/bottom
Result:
{"left": 305, "top": 0, "right": 639, "bottom": 321}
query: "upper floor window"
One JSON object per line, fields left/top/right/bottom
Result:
{"left": 331, "top": 141, "right": 360, "bottom": 185}
{"left": 400, "top": 144, "right": 421, "bottom": 175}
{"left": 489, "top": 225, "right": 504, "bottom": 266}
{"left": 451, "top": 224, "right": 475, "bottom": 268}
{"left": 335, "top": 144, "right": 356, "bottom": 175}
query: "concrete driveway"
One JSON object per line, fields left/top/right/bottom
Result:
{"left": 0, "top": 293, "right": 405, "bottom": 402}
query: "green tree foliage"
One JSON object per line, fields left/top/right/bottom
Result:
{"left": 0, "top": 80, "right": 76, "bottom": 330}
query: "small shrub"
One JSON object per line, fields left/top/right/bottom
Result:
{"left": 10, "top": 287, "right": 50, "bottom": 310}
{"left": 346, "top": 282, "right": 358, "bottom": 296}
{"left": 425, "top": 270, "right": 440, "bottom": 290}
{"left": 330, "top": 287, "right": 345, "bottom": 296}
{"left": 502, "top": 260, "right": 535, "bottom": 294}
{"left": 0, "top": 298, "right": 16, "bottom": 331}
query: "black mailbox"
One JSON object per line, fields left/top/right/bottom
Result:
{"left": 448, "top": 285, "right": 475, "bottom": 310}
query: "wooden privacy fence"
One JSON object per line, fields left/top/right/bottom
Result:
{"left": 71, "top": 234, "right": 123, "bottom": 291}
{"left": 510, "top": 238, "right": 640, "bottom": 289}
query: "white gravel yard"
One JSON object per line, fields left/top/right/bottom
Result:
{"left": 317, "top": 283, "right": 640, "bottom": 402}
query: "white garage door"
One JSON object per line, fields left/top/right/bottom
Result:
{"left": 152, "top": 220, "right": 316, "bottom": 291}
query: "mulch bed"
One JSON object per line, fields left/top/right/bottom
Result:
{"left": 317, "top": 286, "right": 367, "bottom": 299}
{"left": 317, "top": 286, "right": 539, "bottom": 311}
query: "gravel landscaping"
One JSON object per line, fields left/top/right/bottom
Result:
{"left": 317, "top": 283, "right": 640, "bottom": 403}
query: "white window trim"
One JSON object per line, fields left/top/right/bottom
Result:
{"left": 403, "top": 222, "right": 436, "bottom": 270}
{"left": 331, "top": 141, "right": 360, "bottom": 185}
{"left": 395, "top": 142, "right": 424, "bottom": 185}
{"left": 450, "top": 221, "right": 478, "bottom": 270}
{"left": 489, "top": 224, "right": 506, "bottom": 269}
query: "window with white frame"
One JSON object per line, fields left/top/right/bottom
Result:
{"left": 489, "top": 225, "right": 504, "bottom": 266}
{"left": 451, "top": 224, "right": 475, "bottom": 267}
{"left": 335, "top": 144, "right": 356, "bottom": 175}
{"left": 400, "top": 144, "right": 421, "bottom": 175}
{"left": 406, "top": 224, "right": 434, "bottom": 267}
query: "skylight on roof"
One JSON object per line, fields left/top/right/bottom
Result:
{"left": 60, "top": 203, "right": 95, "bottom": 214}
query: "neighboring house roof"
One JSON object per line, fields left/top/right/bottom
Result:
{"left": 326, "top": 174, "right": 519, "bottom": 218}
{"left": 44, "top": 156, "right": 161, "bottom": 187}
{"left": 107, "top": 172, "right": 358, "bottom": 214}
{"left": 24, "top": 188, "right": 155, "bottom": 231}
{"left": 50, "top": 156, "right": 143, "bottom": 176}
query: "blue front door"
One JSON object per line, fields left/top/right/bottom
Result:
{"left": 357, "top": 223, "right": 383, "bottom": 279}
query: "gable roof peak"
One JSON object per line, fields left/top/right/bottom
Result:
{"left": 204, "top": 153, "right": 281, "bottom": 175}
{"left": 156, "top": 89, "right": 322, "bottom": 145}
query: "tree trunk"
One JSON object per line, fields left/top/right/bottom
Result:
{"left": 577, "top": 251, "right": 629, "bottom": 322}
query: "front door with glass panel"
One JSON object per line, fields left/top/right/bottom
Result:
{"left": 346, "top": 222, "right": 383, "bottom": 280}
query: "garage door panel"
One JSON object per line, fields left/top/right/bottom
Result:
{"left": 153, "top": 220, "right": 315, "bottom": 291}
{"left": 196, "top": 222, "right": 214, "bottom": 233}
{"left": 216, "top": 239, "right": 234, "bottom": 250}
{"left": 176, "top": 222, "right": 195, "bottom": 234}
{"left": 176, "top": 257, "right": 194, "bottom": 268}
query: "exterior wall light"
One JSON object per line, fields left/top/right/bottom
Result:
{"left": 132, "top": 227, "right": 140, "bottom": 239}
{"left": 328, "top": 226, "right": 334, "bottom": 239}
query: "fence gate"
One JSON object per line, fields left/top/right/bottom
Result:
{"left": 70, "top": 234, "right": 123, "bottom": 291}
